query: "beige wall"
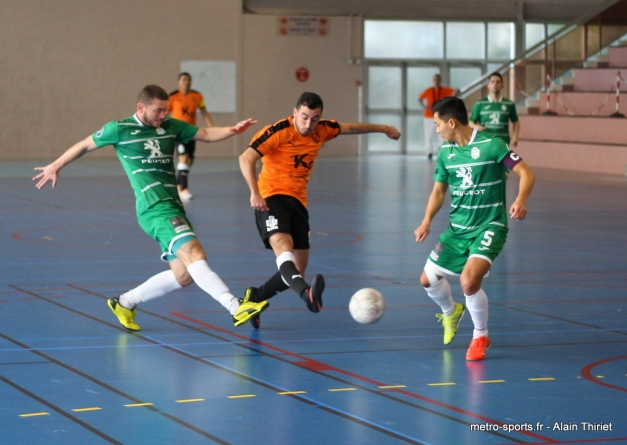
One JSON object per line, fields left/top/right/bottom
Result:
{"left": 241, "top": 15, "right": 362, "bottom": 156}
{"left": 1, "top": 0, "right": 363, "bottom": 161}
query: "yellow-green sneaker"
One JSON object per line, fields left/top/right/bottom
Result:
{"left": 107, "top": 297, "right": 140, "bottom": 331}
{"left": 233, "top": 299, "right": 269, "bottom": 327}
{"left": 436, "top": 302, "right": 465, "bottom": 345}
{"left": 243, "top": 287, "right": 262, "bottom": 329}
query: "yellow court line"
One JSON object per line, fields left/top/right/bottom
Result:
{"left": 124, "top": 403, "right": 153, "bottom": 407}
{"left": 379, "top": 385, "right": 406, "bottom": 389}
{"left": 278, "top": 391, "right": 306, "bottom": 395}
{"left": 596, "top": 375, "right": 605, "bottom": 379}
{"left": 428, "top": 382, "right": 456, "bottom": 386}
{"left": 478, "top": 380, "right": 506, "bottom": 384}
{"left": 19, "top": 412, "right": 49, "bottom": 417}
{"left": 328, "top": 388, "right": 356, "bottom": 392}
{"left": 72, "top": 407, "right": 102, "bottom": 412}
{"left": 227, "top": 394, "right": 255, "bottom": 399}
{"left": 176, "top": 399, "right": 205, "bottom": 403}
{"left": 43, "top": 236, "right": 54, "bottom": 240}
{"left": 528, "top": 377, "right": 555, "bottom": 381}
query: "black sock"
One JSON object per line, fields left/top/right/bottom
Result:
{"left": 256, "top": 272, "right": 290, "bottom": 301}
{"left": 177, "top": 170, "right": 189, "bottom": 190}
{"left": 278, "top": 260, "right": 308, "bottom": 297}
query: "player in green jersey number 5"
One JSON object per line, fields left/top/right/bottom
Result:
{"left": 33, "top": 85, "right": 268, "bottom": 330}
{"left": 414, "top": 97, "right": 535, "bottom": 361}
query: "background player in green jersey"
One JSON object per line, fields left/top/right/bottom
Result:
{"left": 414, "top": 96, "right": 534, "bottom": 361}
{"left": 33, "top": 85, "right": 267, "bottom": 330}
{"left": 469, "top": 72, "right": 520, "bottom": 147}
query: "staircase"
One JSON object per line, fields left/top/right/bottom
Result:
{"left": 516, "top": 43, "right": 627, "bottom": 176}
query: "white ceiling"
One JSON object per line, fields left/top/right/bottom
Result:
{"left": 244, "top": 0, "right": 616, "bottom": 22}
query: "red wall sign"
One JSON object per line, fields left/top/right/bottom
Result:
{"left": 296, "top": 67, "right": 309, "bottom": 82}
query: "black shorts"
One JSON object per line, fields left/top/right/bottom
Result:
{"left": 255, "top": 194, "right": 310, "bottom": 250}
{"left": 177, "top": 140, "right": 196, "bottom": 159}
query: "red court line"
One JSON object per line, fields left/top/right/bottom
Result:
{"left": 172, "top": 311, "right": 557, "bottom": 443}
{"left": 499, "top": 437, "right": 627, "bottom": 444}
{"left": 581, "top": 355, "right": 627, "bottom": 393}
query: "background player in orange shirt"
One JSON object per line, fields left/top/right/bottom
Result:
{"left": 239, "top": 92, "right": 401, "bottom": 327}
{"left": 168, "top": 72, "right": 214, "bottom": 200}
{"left": 419, "top": 74, "right": 456, "bottom": 159}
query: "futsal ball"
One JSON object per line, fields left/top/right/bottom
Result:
{"left": 349, "top": 288, "right": 386, "bottom": 324}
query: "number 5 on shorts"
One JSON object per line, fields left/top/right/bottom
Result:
{"left": 481, "top": 230, "right": 495, "bottom": 247}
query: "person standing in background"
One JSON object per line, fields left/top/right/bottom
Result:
{"left": 469, "top": 72, "right": 520, "bottom": 147}
{"left": 419, "top": 74, "right": 456, "bottom": 159}
{"left": 168, "top": 72, "right": 214, "bottom": 200}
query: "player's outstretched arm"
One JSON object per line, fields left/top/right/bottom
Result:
{"left": 338, "top": 122, "right": 401, "bottom": 140}
{"left": 415, "top": 181, "right": 448, "bottom": 243}
{"left": 33, "top": 136, "right": 98, "bottom": 189}
{"left": 509, "top": 160, "right": 535, "bottom": 220}
{"left": 238, "top": 147, "right": 268, "bottom": 211}
{"left": 194, "top": 118, "right": 257, "bottom": 143}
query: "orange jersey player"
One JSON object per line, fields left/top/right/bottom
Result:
{"left": 238, "top": 92, "right": 401, "bottom": 328}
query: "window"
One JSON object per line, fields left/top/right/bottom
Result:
{"left": 488, "top": 23, "right": 515, "bottom": 59}
{"left": 446, "top": 22, "right": 485, "bottom": 59}
{"left": 364, "top": 21, "right": 444, "bottom": 59}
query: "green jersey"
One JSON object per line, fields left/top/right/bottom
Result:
{"left": 469, "top": 96, "right": 518, "bottom": 143}
{"left": 92, "top": 115, "right": 198, "bottom": 216}
{"left": 434, "top": 130, "right": 511, "bottom": 238}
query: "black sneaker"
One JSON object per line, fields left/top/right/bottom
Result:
{"left": 303, "top": 274, "right": 325, "bottom": 313}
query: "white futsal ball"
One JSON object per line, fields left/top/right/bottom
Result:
{"left": 349, "top": 288, "right": 386, "bottom": 324}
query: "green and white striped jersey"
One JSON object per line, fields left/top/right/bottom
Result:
{"left": 92, "top": 115, "right": 198, "bottom": 216}
{"left": 434, "top": 129, "right": 511, "bottom": 238}
{"left": 469, "top": 96, "right": 518, "bottom": 143}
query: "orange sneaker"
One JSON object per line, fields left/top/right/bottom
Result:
{"left": 466, "top": 336, "right": 491, "bottom": 361}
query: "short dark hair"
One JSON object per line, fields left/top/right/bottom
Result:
{"left": 489, "top": 71, "right": 503, "bottom": 81}
{"left": 432, "top": 96, "right": 469, "bottom": 125}
{"left": 296, "top": 92, "right": 323, "bottom": 111}
{"left": 137, "top": 85, "right": 169, "bottom": 104}
{"left": 179, "top": 72, "right": 192, "bottom": 80}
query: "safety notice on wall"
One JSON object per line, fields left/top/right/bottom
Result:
{"left": 278, "top": 17, "right": 328, "bottom": 36}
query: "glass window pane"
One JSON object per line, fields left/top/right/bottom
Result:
{"left": 367, "top": 114, "right": 401, "bottom": 152}
{"left": 407, "top": 67, "right": 441, "bottom": 111}
{"left": 487, "top": 22, "right": 514, "bottom": 59}
{"left": 526, "top": 23, "right": 545, "bottom": 50}
{"left": 365, "top": 21, "right": 444, "bottom": 59}
{"left": 407, "top": 115, "right": 426, "bottom": 153}
{"left": 446, "top": 22, "right": 485, "bottom": 59}
{"left": 368, "top": 66, "right": 402, "bottom": 109}
{"left": 450, "top": 66, "right": 482, "bottom": 90}
{"left": 547, "top": 23, "right": 566, "bottom": 37}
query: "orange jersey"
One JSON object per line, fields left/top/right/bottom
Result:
{"left": 168, "top": 90, "right": 206, "bottom": 125}
{"left": 250, "top": 116, "right": 341, "bottom": 207}
{"left": 419, "top": 87, "right": 455, "bottom": 117}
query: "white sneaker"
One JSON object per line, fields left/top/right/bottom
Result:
{"left": 179, "top": 189, "right": 193, "bottom": 201}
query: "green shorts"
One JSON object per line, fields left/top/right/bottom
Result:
{"left": 137, "top": 201, "right": 196, "bottom": 261}
{"left": 427, "top": 225, "right": 508, "bottom": 275}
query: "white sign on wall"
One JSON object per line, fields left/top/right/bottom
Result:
{"left": 278, "top": 17, "right": 328, "bottom": 36}
{"left": 180, "top": 61, "right": 236, "bottom": 113}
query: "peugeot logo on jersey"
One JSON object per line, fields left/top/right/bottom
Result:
{"left": 456, "top": 166, "right": 475, "bottom": 188}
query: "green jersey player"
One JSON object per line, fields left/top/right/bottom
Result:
{"left": 33, "top": 85, "right": 267, "bottom": 331}
{"left": 469, "top": 72, "right": 520, "bottom": 147}
{"left": 414, "top": 96, "right": 534, "bottom": 361}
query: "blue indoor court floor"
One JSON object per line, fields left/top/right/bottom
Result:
{"left": 1, "top": 156, "right": 626, "bottom": 445}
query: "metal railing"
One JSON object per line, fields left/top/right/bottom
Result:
{"left": 459, "top": 0, "right": 627, "bottom": 108}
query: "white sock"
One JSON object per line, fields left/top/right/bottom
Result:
{"left": 177, "top": 162, "right": 190, "bottom": 171}
{"left": 187, "top": 260, "right": 237, "bottom": 313}
{"left": 465, "top": 288, "right": 489, "bottom": 338}
{"left": 424, "top": 278, "right": 455, "bottom": 316}
{"left": 119, "top": 270, "right": 182, "bottom": 308}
